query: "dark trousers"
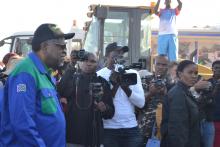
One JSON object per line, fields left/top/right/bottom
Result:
{"left": 103, "top": 127, "right": 143, "bottom": 147}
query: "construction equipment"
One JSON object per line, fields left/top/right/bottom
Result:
{"left": 83, "top": 4, "right": 215, "bottom": 78}
{"left": 0, "top": 27, "right": 84, "bottom": 60}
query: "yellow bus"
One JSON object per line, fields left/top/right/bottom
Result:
{"left": 152, "top": 28, "right": 220, "bottom": 78}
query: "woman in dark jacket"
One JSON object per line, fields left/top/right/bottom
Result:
{"left": 161, "top": 60, "right": 200, "bottom": 147}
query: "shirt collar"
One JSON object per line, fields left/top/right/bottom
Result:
{"left": 28, "top": 52, "right": 48, "bottom": 74}
{"left": 177, "top": 81, "right": 190, "bottom": 92}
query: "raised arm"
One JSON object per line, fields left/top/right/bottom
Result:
{"left": 126, "top": 71, "right": 145, "bottom": 108}
{"left": 154, "top": 0, "right": 161, "bottom": 15}
{"left": 177, "top": 0, "right": 182, "bottom": 11}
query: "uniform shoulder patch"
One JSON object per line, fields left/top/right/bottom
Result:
{"left": 17, "top": 84, "right": 26, "bottom": 92}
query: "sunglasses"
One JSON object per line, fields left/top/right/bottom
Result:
{"left": 47, "top": 40, "right": 66, "bottom": 49}
{"left": 54, "top": 42, "right": 66, "bottom": 49}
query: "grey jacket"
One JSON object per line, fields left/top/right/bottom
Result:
{"left": 161, "top": 82, "right": 200, "bottom": 147}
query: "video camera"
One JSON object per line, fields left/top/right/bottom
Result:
{"left": 89, "top": 82, "right": 103, "bottom": 102}
{"left": 113, "top": 58, "right": 142, "bottom": 86}
{"left": 141, "top": 75, "right": 166, "bottom": 90}
{"left": 71, "top": 49, "right": 88, "bottom": 61}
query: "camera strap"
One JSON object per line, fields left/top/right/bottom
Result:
{"left": 75, "top": 75, "right": 93, "bottom": 110}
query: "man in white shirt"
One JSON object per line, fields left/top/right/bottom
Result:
{"left": 97, "top": 42, "right": 145, "bottom": 147}
{"left": 154, "top": 0, "right": 182, "bottom": 61}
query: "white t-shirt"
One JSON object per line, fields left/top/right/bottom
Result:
{"left": 97, "top": 67, "right": 145, "bottom": 129}
{"left": 158, "top": 8, "right": 180, "bottom": 35}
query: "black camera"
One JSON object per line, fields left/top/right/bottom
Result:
{"left": 71, "top": 49, "right": 88, "bottom": 61}
{"left": 141, "top": 75, "right": 166, "bottom": 91}
{"left": 120, "top": 73, "right": 137, "bottom": 86}
{"left": 152, "top": 75, "right": 166, "bottom": 88}
{"left": 114, "top": 62, "right": 142, "bottom": 86}
{"left": 152, "top": 79, "right": 166, "bottom": 88}
{"left": 89, "top": 82, "right": 103, "bottom": 102}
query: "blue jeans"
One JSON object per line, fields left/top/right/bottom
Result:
{"left": 103, "top": 127, "right": 143, "bottom": 147}
{"left": 201, "top": 120, "right": 215, "bottom": 147}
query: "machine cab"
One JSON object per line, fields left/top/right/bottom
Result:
{"left": 0, "top": 32, "right": 33, "bottom": 60}
{"left": 83, "top": 5, "right": 153, "bottom": 69}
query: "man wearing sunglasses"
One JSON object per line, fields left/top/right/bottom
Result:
{"left": 0, "top": 23, "right": 75, "bottom": 147}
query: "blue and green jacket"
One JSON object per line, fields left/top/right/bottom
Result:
{"left": 0, "top": 52, "right": 65, "bottom": 147}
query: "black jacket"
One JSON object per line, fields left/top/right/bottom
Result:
{"left": 209, "top": 77, "right": 220, "bottom": 121}
{"left": 57, "top": 71, "right": 114, "bottom": 147}
{"left": 161, "top": 82, "right": 200, "bottom": 147}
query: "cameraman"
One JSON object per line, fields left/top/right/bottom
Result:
{"left": 97, "top": 42, "right": 145, "bottom": 147}
{"left": 57, "top": 52, "right": 114, "bottom": 147}
{"left": 138, "top": 55, "right": 169, "bottom": 145}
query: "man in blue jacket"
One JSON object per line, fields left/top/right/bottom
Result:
{"left": 0, "top": 23, "right": 75, "bottom": 147}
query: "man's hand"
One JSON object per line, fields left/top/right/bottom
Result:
{"left": 177, "top": 0, "right": 182, "bottom": 10}
{"left": 154, "top": 0, "right": 161, "bottom": 15}
{"left": 60, "top": 97, "right": 67, "bottom": 104}
{"left": 148, "top": 83, "right": 158, "bottom": 96}
{"left": 109, "top": 72, "right": 120, "bottom": 86}
{"left": 60, "top": 97, "right": 68, "bottom": 112}
{"left": 94, "top": 101, "right": 107, "bottom": 112}
{"left": 157, "top": 85, "right": 167, "bottom": 95}
{"left": 146, "top": 83, "right": 166, "bottom": 101}
{"left": 121, "top": 85, "right": 132, "bottom": 97}
{"left": 194, "top": 79, "right": 211, "bottom": 91}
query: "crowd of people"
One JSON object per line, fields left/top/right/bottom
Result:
{"left": 0, "top": 1, "right": 220, "bottom": 146}
{"left": 0, "top": 22, "right": 219, "bottom": 147}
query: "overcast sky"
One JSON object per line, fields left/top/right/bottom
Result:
{"left": 0, "top": 0, "right": 219, "bottom": 39}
